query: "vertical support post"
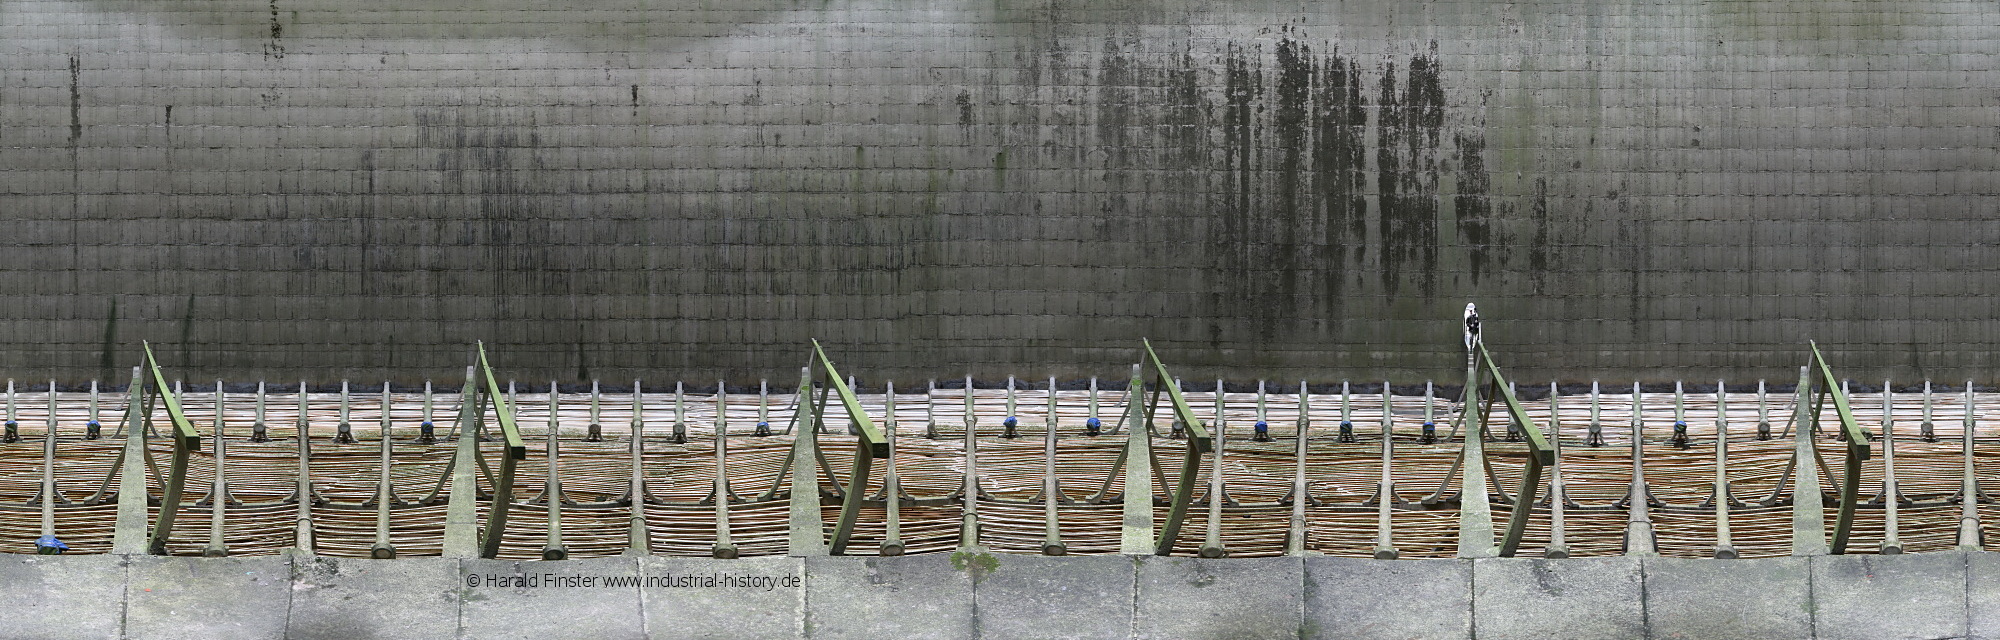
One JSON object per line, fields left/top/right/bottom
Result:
{"left": 294, "top": 380, "right": 315, "bottom": 553}
{"left": 36, "top": 380, "right": 62, "bottom": 554}
{"left": 1374, "top": 381, "right": 1399, "bottom": 560}
{"left": 111, "top": 367, "right": 149, "bottom": 554}
{"left": 1003, "top": 376, "right": 1018, "bottom": 439}
{"left": 5, "top": 379, "right": 19, "bottom": 443}
{"left": 335, "top": 380, "right": 354, "bottom": 444}
{"left": 757, "top": 379, "right": 772, "bottom": 437}
{"left": 922, "top": 379, "right": 935, "bottom": 439}
{"left": 1547, "top": 382, "right": 1569, "bottom": 559}
{"left": 1042, "top": 376, "right": 1066, "bottom": 556}
{"left": 418, "top": 380, "right": 436, "bottom": 444}
{"left": 881, "top": 381, "right": 905, "bottom": 556}
{"left": 1791, "top": 366, "right": 1829, "bottom": 556}
{"left": 1086, "top": 377, "right": 1101, "bottom": 436}
{"left": 787, "top": 368, "right": 827, "bottom": 556}
{"left": 1588, "top": 381, "right": 1604, "bottom": 446}
{"left": 1713, "top": 380, "right": 1737, "bottom": 559}
{"left": 542, "top": 382, "right": 566, "bottom": 560}
{"left": 370, "top": 381, "right": 397, "bottom": 559}
{"left": 587, "top": 380, "right": 603, "bottom": 442}
{"left": 673, "top": 382, "right": 687, "bottom": 444}
{"left": 1120, "top": 364, "right": 1154, "bottom": 555}
{"left": 203, "top": 381, "right": 230, "bottom": 557}
{"left": 1758, "top": 380, "right": 1772, "bottom": 440}
{"left": 1961, "top": 381, "right": 1984, "bottom": 551}
{"left": 713, "top": 381, "right": 738, "bottom": 559}
{"left": 251, "top": 381, "right": 269, "bottom": 442}
{"left": 1879, "top": 381, "right": 1902, "bottom": 554}
{"left": 1198, "top": 380, "right": 1228, "bottom": 558}
{"left": 1626, "top": 382, "right": 1659, "bottom": 556}
{"left": 1922, "top": 381, "right": 1937, "bottom": 442}
{"left": 1289, "top": 380, "right": 1316, "bottom": 556}
{"left": 960, "top": 374, "right": 983, "bottom": 550}
{"left": 626, "top": 379, "right": 650, "bottom": 556}
{"left": 86, "top": 380, "right": 101, "bottom": 441}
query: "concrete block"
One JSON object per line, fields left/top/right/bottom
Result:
{"left": 638, "top": 555, "right": 804, "bottom": 640}
{"left": 1304, "top": 557, "right": 1471, "bottom": 640}
{"left": 804, "top": 553, "right": 976, "bottom": 640}
{"left": 1969, "top": 552, "right": 2000, "bottom": 640}
{"left": 1135, "top": 555, "right": 1303, "bottom": 640}
{"left": 1472, "top": 557, "right": 1644, "bottom": 640}
{"left": 458, "top": 557, "right": 645, "bottom": 640}
{"left": 1643, "top": 557, "right": 1809, "bottom": 640}
{"left": 0, "top": 554, "right": 127, "bottom": 640}
{"left": 288, "top": 555, "right": 461, "bottom": 640}
{"left": 126, "top": 554, "right": 292, "bottom": 640}
{"left": 974, "top": 554, "right": 1135, "bottom": 640}
{"left": 1812, "top": 551, "right": 1967, "bottom": 640}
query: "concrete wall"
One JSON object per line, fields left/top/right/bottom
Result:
{"left": 9, "top": 551, "right": 1997, "bottom": 639}
{"left": 4, "top": 1, "right": 1999, "bottom": 384}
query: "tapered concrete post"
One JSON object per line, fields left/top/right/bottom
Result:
{"left": 1791, "top": 366, "right": 1829, "bottom": 556}
{"left": 1457, "top": 360, "right": 1496, "bottom": 558}
{"left": 112, "top": 367, "right": 150, "bottom": 554}
{"left": 788, "top": 367, "right": 827, "bottom": 556}
{"left": 1120, "top": 364, "right": 1156, "bottom": 555}
{"left": 442, "top": 367, "right": 482, "bottom": 558}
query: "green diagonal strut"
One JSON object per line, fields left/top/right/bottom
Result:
{"left": 813, "top": 340, "right": 889, "bottom": 555}
{"left": 1808, "top": 341, "right": 1870, "bottom": 554}
{"left": 1141, "top": 339, "right": 1215, "bottom": 556}
{"left": 1477, "top": 342, "right": 1555, "bottom": 557}
{"left": 473, "top": 342, "right": 527, "bottom": 559}
{"left": 139, "top": 341, "right": 202, "bottom": 554}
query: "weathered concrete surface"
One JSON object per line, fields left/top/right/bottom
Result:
{"left": 11, "top": 551, "right": 2000, "bottom": 637}
{"left": 288, "top": 555, "right": 462, "bottom": 640}
{"left": 9, "top": 1, "right": 2000, "bottom": 384}
{"left": 1642, "top": 557, "right": 1810, "bottom": 640}
{"left": 1969, "top": 551, "right": 2000, "bottom": 640}
{"left": 639, "top": 555, "right": 805, "bottom": 640}
{"left": 125, "top": 555, "right": 291, "bottom": 640}
{"left": 1472, "top": 557, "right": 1645, "bottom": 640}
{"left": 458, "top": 557, "right": 646, "bottom": 640}
{"left": 0, "top": 555, "right": 127, "bottom": 640}
{"left": 1303, "top": 557, "right": 1471, "bottom": 640}
{"left": 974, "top": 554, "right": 1135, "bottom": 640}
{"left": 1135, "top": 556, "right": 1304, "bottom": 640}
{"left": 1811, "top": 551, "right": 1968, "bottom": 640}
{"left": 803, "top": 552, "right": 976, "bottom": 640}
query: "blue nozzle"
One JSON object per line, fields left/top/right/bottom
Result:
{"left": 1254, "top": 420, "right": 1268, "bottom": 431}
{"left": 1085, "top": 417, "right": 1101, "bottom": 428}
{"left": 757, "top": 421, "right": 770, "bottom": 428}
{"left": 1003, "top": 417, "right": 1017, "bottom": 427}
{"left": 35, "top": 535, "right": 66, "bottom": 551}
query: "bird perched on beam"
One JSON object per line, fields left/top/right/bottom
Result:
{"left": 1463, "top": 303, "right": 1480, "bottom": 352}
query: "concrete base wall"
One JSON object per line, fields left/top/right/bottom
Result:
{"left": 15, "top": 551, "right": 1996, "bottom": 639}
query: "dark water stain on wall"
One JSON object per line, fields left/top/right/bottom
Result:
{"left": 415, "top": 108, "right": 573, "bottom": 316}
{"left": 1314, "top": 45, "right": 1367, "bottom": 307}
{"left": 1080, "top": 34, "right": 1509, "bottom": 341}
{"left": 1378, "top": 44, "right": 1447, "bottom": 297}
{"left": 1455, "top": 134, "right": 1493, "bottom": 283}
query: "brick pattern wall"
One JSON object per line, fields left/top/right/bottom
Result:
{"left": 3, "top": 0, "right": 1998, "bottom": 385}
